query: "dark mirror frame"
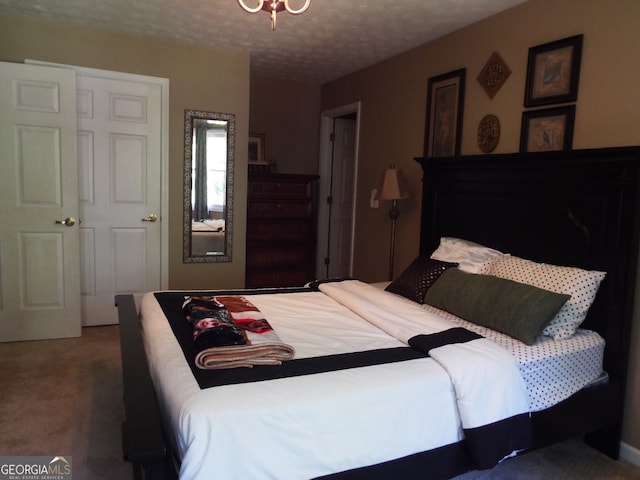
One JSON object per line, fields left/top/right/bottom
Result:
{"left": 183, "top": 109, "right": 235, "bottom": 263}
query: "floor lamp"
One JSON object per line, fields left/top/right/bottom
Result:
{"left": 375, "top": 164, "right": 410, "bottom": 280}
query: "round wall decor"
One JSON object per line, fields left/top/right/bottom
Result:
{"left": 477, "top": 114, "right": 500, "bottom": 153}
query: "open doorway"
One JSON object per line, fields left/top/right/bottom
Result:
{"left": 316, "top": 102, "right": 360, "bottom": 279}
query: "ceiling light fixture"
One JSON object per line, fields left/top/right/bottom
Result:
{"left": 237, "top": 0, "right": 311, "bottom": 30}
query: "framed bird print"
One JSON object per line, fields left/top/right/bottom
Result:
{"left": 520, "top": 105, "right": 575, "bottom": 152}
{"left": 524, "top": 34, "right": 583, "bottom": 107}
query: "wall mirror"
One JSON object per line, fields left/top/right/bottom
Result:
{"left": 183, "top": 109, "right": 235, "bottom": 263}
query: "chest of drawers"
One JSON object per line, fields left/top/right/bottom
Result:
{"left": 246, "top": 174, "right": 319, "bottom": 288}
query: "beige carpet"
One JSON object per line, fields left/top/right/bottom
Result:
{"left": 0, "top": 326, "right": 131, "bottom": 479}
{"left": 1, "top": 325, "right": 639, "bottom": 480}
{"left": 454, "top": 437, "right": 640, "bottom": 479}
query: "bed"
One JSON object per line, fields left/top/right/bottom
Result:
{"left": 117, "top": 146, "right": 640, "bottom": 480}
{"left": 191, "top": 219, "right": 225, "bottom": 256}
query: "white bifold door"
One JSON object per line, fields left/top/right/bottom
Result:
{"left": 0, "top": 62, "right": 81, "bottom": 341}
{"left": 75, "top": 69, "right": 164, "bottom": 326}
{"left": 0, "top": 62, "right": 167, "bottom": 341}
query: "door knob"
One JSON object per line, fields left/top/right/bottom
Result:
{"left": 55, "top": 217, "right": 76, "bottom": 227}
{"left": 142, "top": 214, "right": 158, "bottom": 223}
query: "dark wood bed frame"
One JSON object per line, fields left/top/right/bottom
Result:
{"left": 117, "top": 146, "right": 640, "bottom": 479}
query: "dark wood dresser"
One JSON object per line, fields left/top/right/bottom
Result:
{"left": 246, "top": 173, "right": 319, "bottom": 288}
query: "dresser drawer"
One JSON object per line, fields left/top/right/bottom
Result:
{"left": 248, "top": 180, "right": 310, "bottom": 199}
{"left": 248, "top": 201, "right": 312, "bottom": 219}
{"left": 246, "top": 269, "right": 312, "bottom": 288}
{"left": 247, "top": 222, "right": 312, "bottom": 242}
{"left": 246, "top": 245, "right": 311, "bottom": 268}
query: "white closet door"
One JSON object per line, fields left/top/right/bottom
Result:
{"left": 76, "top": 72, "right": 163, "bottom": 326}
{"left": 0, "top": 61, "right": 81, "bottom": 342}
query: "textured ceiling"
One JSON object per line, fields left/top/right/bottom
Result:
{"left": 0, "top": 0, "right": 527, "bottom": 84}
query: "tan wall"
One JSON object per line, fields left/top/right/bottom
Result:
{"left": 321, "top": 0, "right": 640, "bottom": 450}
{"left": 249, "top": 75, "right": 321, "bottom": 174}
{"left": 0, "top": 12, "right": 251, "bottom": 289}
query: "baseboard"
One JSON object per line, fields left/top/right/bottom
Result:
{"left": 620, "top": 441, "right": 640, "bottom": 467}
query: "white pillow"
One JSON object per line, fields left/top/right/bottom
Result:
{"left": 430, "top": 237, "right": 506, "bottom": 273}
{"left": 484, "top": 255, "right": 606, "bottom": 340}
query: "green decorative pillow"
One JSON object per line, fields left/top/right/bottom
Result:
{"left": 423, "top": 268, "right": 570, "bottom": 345}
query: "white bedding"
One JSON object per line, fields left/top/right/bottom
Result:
{"left": 191, "top": 218, "right": 225, "bottom": 231}
{"left": 417, "top": 304, "right": 605, "bottom": 411}
{"left": 142, "top": 288, "right": 462, "bottom": 480}
{"left": 139, "top": 280, "right": 599, "bottom": 480}
{"left": 316, "top": 280, "right": 530, "bottom": 431}
{"left": 372, "top": 281, "right": 606, "bottom": 411}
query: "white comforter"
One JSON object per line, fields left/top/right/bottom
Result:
{"left": 140, "top": 280, "right": 530, "bottom": 480}
{"left": 318, "top": 281, "right": 530, "bottom": 431}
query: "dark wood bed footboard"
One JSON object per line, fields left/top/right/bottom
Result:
{"left": 116, "top": 294, "right": 176, "bottom": 480}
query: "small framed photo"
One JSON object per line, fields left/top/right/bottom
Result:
{"left": 524, "top": 34, "right": 583, "bottom": 107}
{"left": 248, "top": 133, "right": 266, "bottom": 164}
{"left": 520, "top": 105, "right": 576, "bottom": 152}
{"left": 424, "top": 68, "right": 466, "bottom": 157}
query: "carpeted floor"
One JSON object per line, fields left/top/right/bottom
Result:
{"left": 0, "top": 325, "right": 639, "bottom": 480}
{"left": 0, "top": 326, "right": 131, "bottom": 479}
{"left": 453, "top": 437, "right": 640, "bottom": 479}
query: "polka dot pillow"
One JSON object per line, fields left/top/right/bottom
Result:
{"left": 484, "top": 255, "right": 606, "bottom": 340}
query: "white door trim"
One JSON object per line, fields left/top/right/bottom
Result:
{"left": 26, "top": 60, "right": 169, "bottom": 289}
{"left": 316, "top": 102, "right": 361, "bottom": 278}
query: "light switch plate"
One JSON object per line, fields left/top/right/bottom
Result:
{"left": 370, "top": 188, "right": 379, "bottom": 208}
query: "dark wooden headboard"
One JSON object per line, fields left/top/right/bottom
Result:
{"left": 416, "top": 147, "right": 640, "bottom": 387}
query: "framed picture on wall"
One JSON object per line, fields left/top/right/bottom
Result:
{"left": 424, "top": 68, "right": 466, "bottom": 158}
{"left": 524, "top": 34, "right": 583, "bottom": 107}
{"left": 248, "top": 133, "right": 266, "bottom": 164}
{"left": 520, "top": 105, "right": 575, "bottom": 152}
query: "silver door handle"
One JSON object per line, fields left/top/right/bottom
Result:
{"left": 142, "top": 214, "right": 158, "bottom": 223}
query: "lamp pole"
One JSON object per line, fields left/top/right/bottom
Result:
{"left": 388, "top": 199, "right": 399, "bottom": 280}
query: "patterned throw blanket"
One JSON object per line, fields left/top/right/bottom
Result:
{"left": 182, "top": 295, "right": 295, "bottom": 370}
